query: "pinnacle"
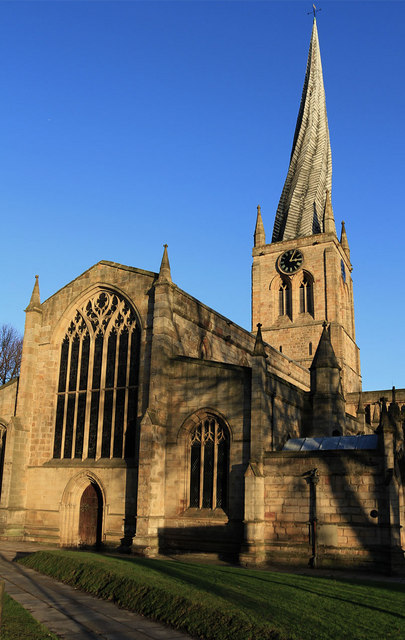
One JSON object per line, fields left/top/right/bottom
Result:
{"left": 253, "top": 323, "right": 268, "bottom": 358}
{"left": 323, "top": 190, "right": 336, "bottom": 235}
{"left": 310, "top": 323, "right": 340, "bottom": 370}
{"left": 357, "top": 392, "right": 365, "bottom": 415}
{"left": 157, "top": 244, "right": 172, "bottom": 284}
{"left": 254, "top": 204, "right": 266, "bottom": 247}
{"left": 378, "top": 398, "right": 395, "bottom": 433}
{"left": 340, "top": 221, "right": 350, "bottom": 261}
{"left": 25, "top": 275, "right": 42, "bottom": 312}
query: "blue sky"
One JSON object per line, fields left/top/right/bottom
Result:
{"left": 1, "top": 0, "right": 404, "bottom": 391}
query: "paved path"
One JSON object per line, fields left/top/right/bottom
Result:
{"left": 0, "top": 542, "right": 194, "bottom": 640}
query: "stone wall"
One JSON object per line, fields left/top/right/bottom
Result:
{"left": 262, "top": 449, "right": 400, "bottom": 570}
{"left": 0, "top": 378, "right": 18, "bottom": 424}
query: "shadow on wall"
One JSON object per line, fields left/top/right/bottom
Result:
{"left": 282, "top": 446, "right": 405, "bottom": 573}
{"left": 158, "top": 522, "right": 244, "bottom": 564}
{"left": 323, "top": 448, "right": 404, "bottom": 572}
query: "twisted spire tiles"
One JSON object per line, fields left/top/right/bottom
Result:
{"left": 272, "top": 19, "right": 333, "bottom": 242}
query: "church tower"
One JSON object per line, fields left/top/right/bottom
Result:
{"left": 252, "top": 17, "right": 361, "bottom": 397}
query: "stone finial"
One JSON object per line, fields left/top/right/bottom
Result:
{"left": 372, "top": 402, "right": 381, "bottom": 425}
{"left": 253, "top": 323, "right": 268, "bottom": 358}
{"left": 157, "top": 244, "right": 172, "bottom": 284}
{"left": 388, "top": 386, "right": 401, "bottom": 423}
{"left": 323, "top": 189, "right": 336, "bottom": 235}
{"left": 340, "top": 221, "right": 350, "bottom": 261}
{"left": 254, "top": 205, "right": 266, "bottom": 247}
{"left": 310, "top": 322, "right": 340, "bottom": 370}
{"left": 25, "top": 275, "right": 42, "bottom": 313}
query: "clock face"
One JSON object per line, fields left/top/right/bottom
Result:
{"left": 278, "top": 249, "right": 304, "bottom": 274}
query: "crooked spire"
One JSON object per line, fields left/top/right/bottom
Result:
{"left": 272, "top": 18, "right": 333, "bottom": 242}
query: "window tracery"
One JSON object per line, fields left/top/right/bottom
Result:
{"left": 189, "top": 416, "right": 229, "bottom": 510}
{"left": 53, "top": 290, "right": 140, "bottom": 460}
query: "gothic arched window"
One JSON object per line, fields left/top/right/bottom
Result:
{"left": 299, "top": 275, "right": 314, "bottom": 316}
{"left": 278, "top": 280, "right": 292, "bottom": 318}
{"left": 53, "top": 290, "right": 140, "bottom": 460}
{"left": 189, "top": 416, "right": 229, "bottom": 510}
{"left": 0, "top": 424, "right": 6, "bottom": 499}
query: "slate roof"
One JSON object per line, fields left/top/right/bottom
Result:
{"left": 283, "top": 435, "right": 379, "bottom": 451}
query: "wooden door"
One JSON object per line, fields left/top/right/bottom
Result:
{"left": 78, "top": 483, "right": 102, "bottom": 546}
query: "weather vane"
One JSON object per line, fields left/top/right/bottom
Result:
{"left": 307, "top": 4, "right": 321, "bottom": 18}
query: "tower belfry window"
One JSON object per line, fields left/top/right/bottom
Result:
{"left": 299, "top": 275, "right": 314, "bottom": 316}
{"left": 278, "top": 281, "right": 292, "bottom": 318}
{"left": 53, "top": 290, "right": 140, "bottom": 461}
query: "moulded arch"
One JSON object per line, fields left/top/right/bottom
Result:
{"left": 51, "top": 282, "right": 143, "bottom": 346}
{"left": 0, "top": 417, "right": 10, "bottom": 430}
{"left": 61, "top": 470, "right": 107, "bottom": 506}
{"left": 297, "top": 269, "right": 315, "bottom": 286}
{"left": 269, "top": 273, "right": 291, "bottom": 291}
{"left": 177, "top": 407, "right": 234, "bottom": 443}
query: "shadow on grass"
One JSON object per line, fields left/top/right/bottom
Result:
{"left": 106, "top": 553, "right": 405, "bottom": 622}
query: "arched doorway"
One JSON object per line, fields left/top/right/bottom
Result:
{"left": 78, "top": 482, "right": 103, "bottom": 547}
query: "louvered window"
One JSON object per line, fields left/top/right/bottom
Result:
{"left": 299, "top": 276, "right": 314, "bottom": 316}
{"left": 53, "top": 291, "right": 140, "bottom": 460}
{"left": 279, "top": 281, "right": 292, "bottom": 318}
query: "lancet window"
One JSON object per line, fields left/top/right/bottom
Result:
{"left": 189, "top": 416, "right": 229, "bottom": 510}
{"left": 0, "top": 424, "right": 6, "bottom": 499}
{"left": 299, "top": 275, "right": 314, "bottom": 316}
{"left": 278, "top": 280, "right": 292, "bottom": 318}
{"left": 53, "top": 290, "right": 140, "bottom": 460}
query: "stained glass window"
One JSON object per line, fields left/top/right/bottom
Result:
{"left": 53, "top": 290, "right": 140, "bottom": 460}
{"left": 189, "top": 416, "right": 229, "bottom": 510}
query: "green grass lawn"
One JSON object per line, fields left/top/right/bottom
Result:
{"left": 1, "top": 592, "right": 59, "bottom": 640}
{"left": 18, "top": 550, "right": 405, "bottom": 640}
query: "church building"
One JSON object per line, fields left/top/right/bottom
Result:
{"left": 0, "top": 17, "right": 404, "bottom": 573}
